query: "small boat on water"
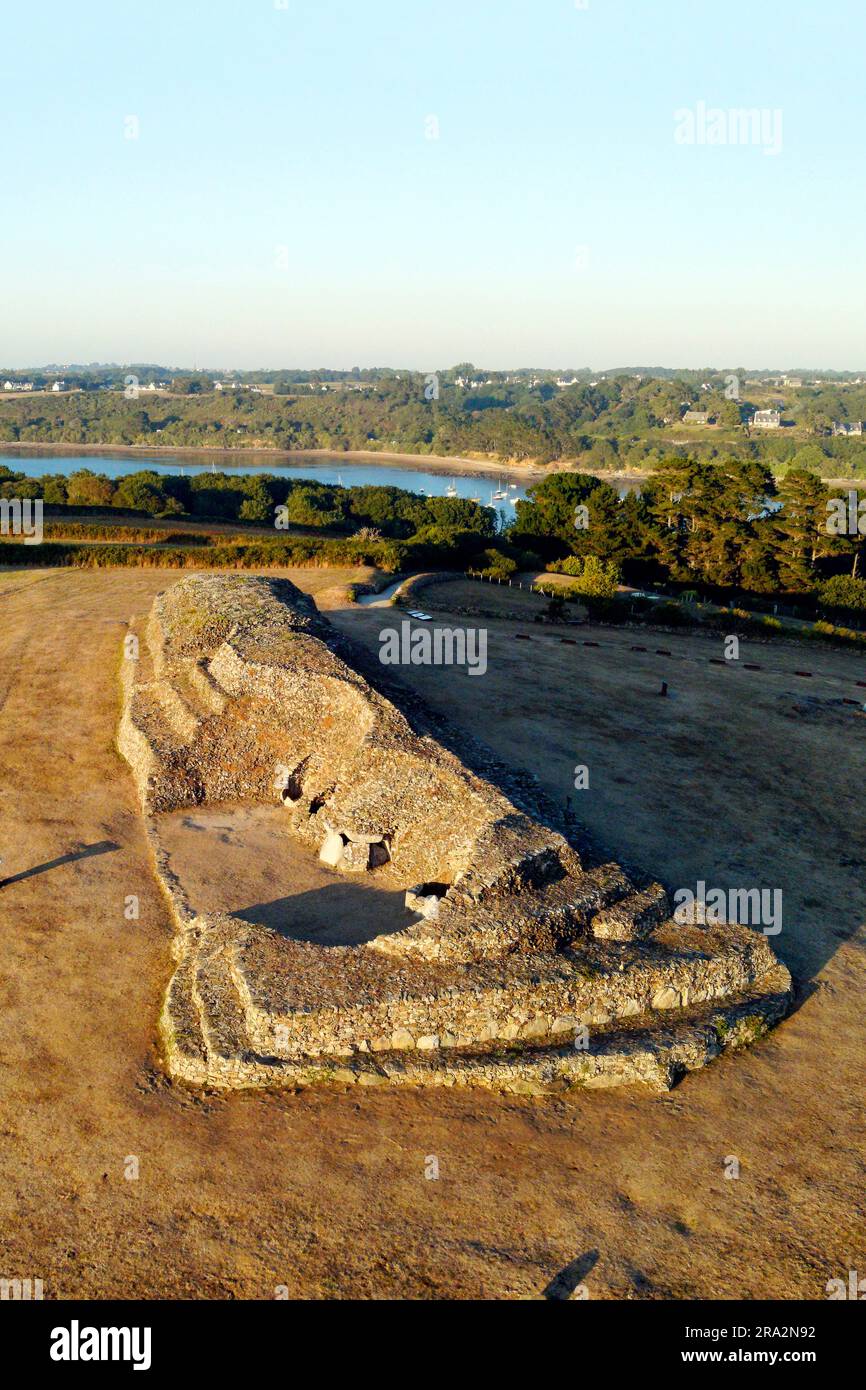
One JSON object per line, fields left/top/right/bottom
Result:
{"left": 445, "top": 482, "right": 458, "bottom": 498}
{"left": 491, "top": 479, "right": 508, "bottom": 501}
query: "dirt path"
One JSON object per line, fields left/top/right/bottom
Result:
{"left": 0, "top": 568, "right": 863, "bottom": 1300}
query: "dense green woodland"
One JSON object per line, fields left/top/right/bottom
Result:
{"left": 3, "top": 459, "right": 866, "bottom": 617}
{"left": 3, "top": 371, "right": 866, "bottom": 472}
{"left": 514, "top": 463, "right": 866, "bottom": 615}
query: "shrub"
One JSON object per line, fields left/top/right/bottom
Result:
{"left": 816, "top": 574, "right": 866, "bottom": 614}
{"left": 548, "top": 555, "right": 584, "bottom": 576}
{"left": 477, "top": 549, "right": 518, "bottom": 580}
{"left": 514, "top": 549, "right": 543, "bottom": 571}
{"left": 582, "top": 596, "right": 629, "bottom": 623}
{"left": 806, "top": 620, "right": 866, "bottom": 646}
{"left": 650, "top": 601, "right": 695, "bottom": 627}
{"left": 628, "top": 595, "right": 657, "bottom": 616}
{"left": 546, "top": 553, "right": 620, "bottom": 598}
{"left": 0, "top": 534, "right": 403, "bottom": 571}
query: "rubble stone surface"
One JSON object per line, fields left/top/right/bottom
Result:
{"left": 118, "top": 574, "right": 791, "bottom": 1093}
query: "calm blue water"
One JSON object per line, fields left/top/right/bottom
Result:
{"left": 0, "top": 449, "right": 530, "bottom": 525}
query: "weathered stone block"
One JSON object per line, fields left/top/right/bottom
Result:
{"left": 319, "top": 828, "right": 346, "bottom": 868}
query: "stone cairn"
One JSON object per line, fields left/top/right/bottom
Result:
{"left": 118, "top": 574, "right": 791, "bottom": 1094}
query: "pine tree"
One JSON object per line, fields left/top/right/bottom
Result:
{"left": 772, "top": 469, "right": 841, "bottom": 590}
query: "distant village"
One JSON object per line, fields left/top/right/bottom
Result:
{"left": 4, "top": 378, "right": 68, "bottom": 393}
{"left": 1, "top": 368, "right": 864, "bottom": 443}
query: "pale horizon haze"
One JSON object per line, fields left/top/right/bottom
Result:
{"left": 2, "top": 0, "right": 865, "bottom": 369}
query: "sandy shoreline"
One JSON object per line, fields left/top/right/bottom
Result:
{"left": 0, "top": 441, "right": 656, "bottom": 491}
{"left": 0, "top": 441, "right": 550, "bottom": 480}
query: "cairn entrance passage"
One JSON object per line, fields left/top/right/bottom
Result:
{"left": 319, "top": 827, "right": 391, "bottom": 872}
{"left": 155, "top": 805, "right": 415, "bottom": 947}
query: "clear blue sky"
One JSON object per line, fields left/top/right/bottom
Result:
{"left": 2, "top": 0, "right": 864, "bottom": 369}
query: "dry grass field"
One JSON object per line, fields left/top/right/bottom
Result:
{"left": 0, "top": 565, "right": 864, "bottom": 1300}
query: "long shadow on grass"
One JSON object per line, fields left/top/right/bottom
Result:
{"left": 0, "top": 839, "right": 119, "bottom": 887}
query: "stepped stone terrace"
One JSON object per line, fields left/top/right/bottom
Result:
{"left": 118, "top": 574, "right": 791, "bottom": 1094}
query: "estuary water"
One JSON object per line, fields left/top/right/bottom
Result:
{"left": 0, "top": 449, "right": 531, "bottom": 524}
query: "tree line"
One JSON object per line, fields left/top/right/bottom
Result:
{"left": 3, "top": 458, "right": 866, "bottom": 614}
{"left": 512, "top": 463, "right": 866, "bottom": 613}
{"left": 3, "top": 376, "right": 866, "bottom": 473}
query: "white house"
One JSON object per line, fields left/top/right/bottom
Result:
{"left": 752, "top": 409, "right": 781, "bottom": 429}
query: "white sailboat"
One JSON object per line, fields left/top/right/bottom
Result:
{"left": 491, "top": 478, "right": 507, "bottom": 501}
{"left": 445, "top": 482, "right": 458, "bottom": 498}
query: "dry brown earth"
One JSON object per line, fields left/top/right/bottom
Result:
{"left": 0, "top": 566, "right": 863, "bottom": 1299}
